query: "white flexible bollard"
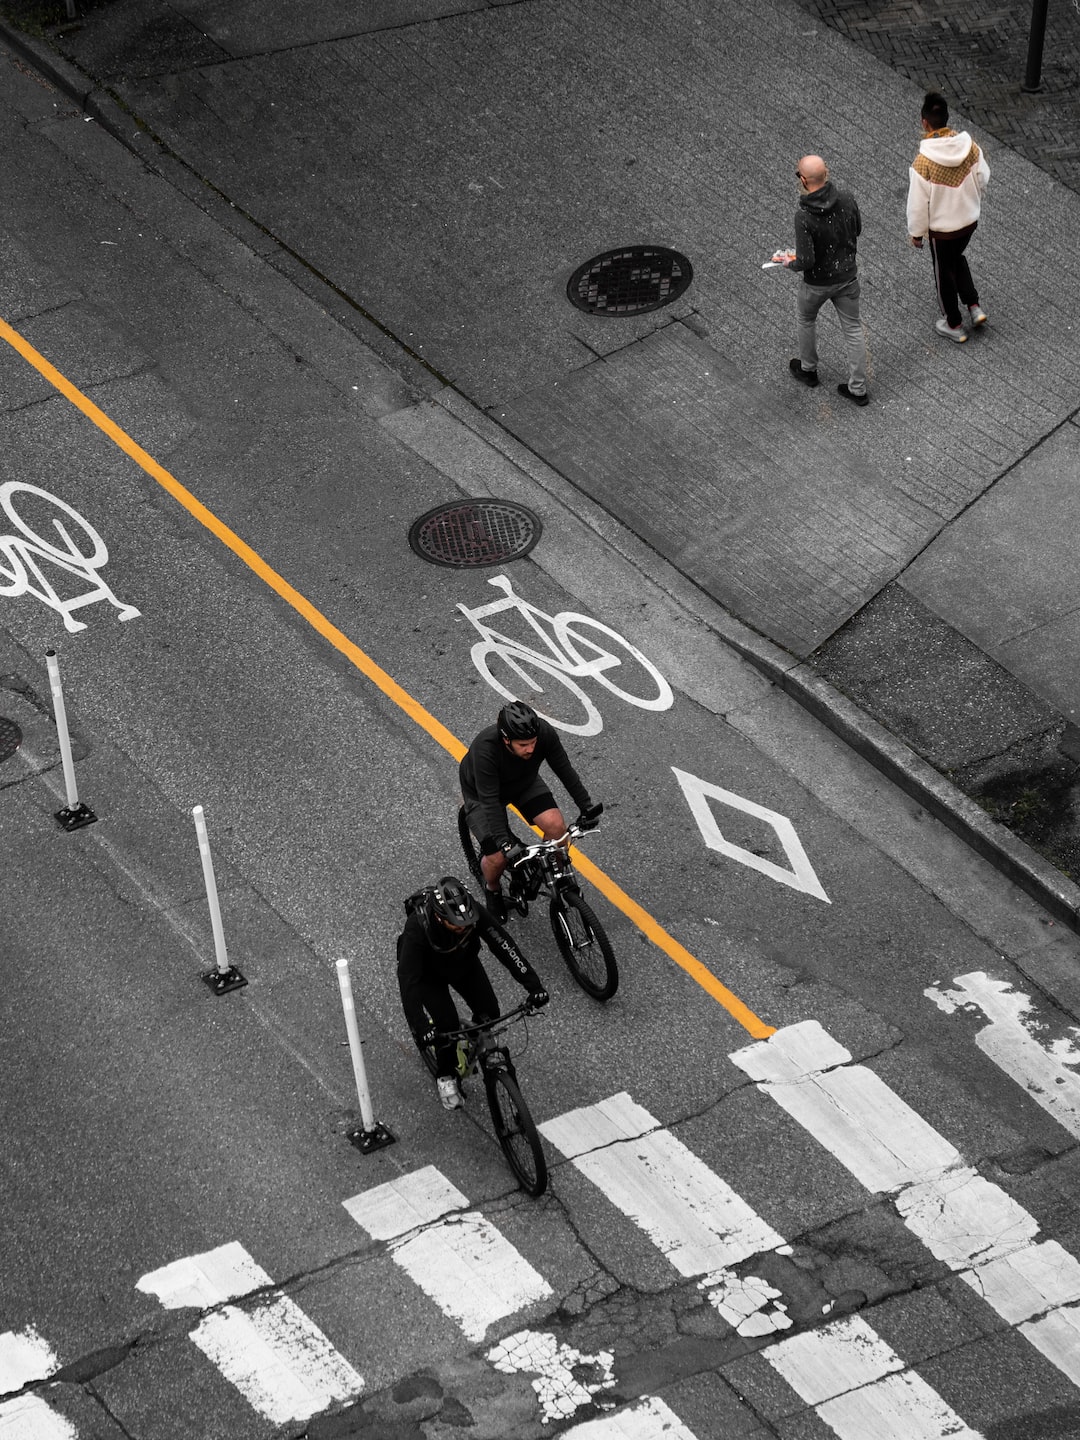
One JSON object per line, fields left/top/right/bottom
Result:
{"left": 192, "top": 804, "right": 247, "bottom": 994}
{"left": 336, "top": 958, "right": 395, "bottom": 1153}
{"left": 45, "top": 648, "right": 96, "bottom": 830}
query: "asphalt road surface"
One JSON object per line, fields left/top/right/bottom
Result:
{"left": 3, "top": 32, "right": 1080, "bottom": 1440}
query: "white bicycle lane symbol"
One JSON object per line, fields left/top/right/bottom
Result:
{"left": 0, "top": 480, "right": 140, "bottom": 633}
{"left": 457, "top": 573, "right": 674, "bottom": 735}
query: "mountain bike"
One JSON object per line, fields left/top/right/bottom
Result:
{"left": 457, "top": 808, "right": 619, "bottom": 1001}
{"left": 412, "top": 1001, "right": 547, "bottom": 1196}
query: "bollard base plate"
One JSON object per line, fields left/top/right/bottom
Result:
{"left": 348, "top": 1121, "right": 396, "bottom": 1154}
{"left": 56, "top": 802, "right": 97, "bottom": 831}
{"left": 202, "top": 965, "right": 248, "bottom": 995}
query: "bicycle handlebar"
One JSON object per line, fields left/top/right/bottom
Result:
{"left": 430, "top": 999, "right": 539, "bottom": 1045}
{"left": 509, "top": 817, "right": 600, "bottom": 865}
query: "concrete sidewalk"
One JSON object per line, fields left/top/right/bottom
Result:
{"left": 2, "top": 0, "right": 1079, "bottom": 912}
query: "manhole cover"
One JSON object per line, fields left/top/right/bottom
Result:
{"left": 408, "top": 499, "right": 542, "bottom": 569}
{"left": 567, "top": 245, "right": 693, "bottom": 316}
{"left": 0, "top": 715, "right": 22, "bottom": 765}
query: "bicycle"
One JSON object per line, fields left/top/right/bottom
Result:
{"left": 457, "top": 573, "right": 673, "bottom": 736}
{"left": 412, "top": 1001, "right": 548, "bottom": 1196}
{"left": 457, "top": 808, "right": 619, "bottom": 1002}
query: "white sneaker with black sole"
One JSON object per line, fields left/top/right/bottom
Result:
{"left": 935, "top": 316, "right": 968, "bottom": 343}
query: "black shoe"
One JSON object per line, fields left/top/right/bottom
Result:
{"left": 789, "top": 358, "right": 819, "bottom": 387}
{"left": 836, "top": 383, "right": 869, "bottom": 407}
{"left": 485, "top": 887, "right": 508, "bottom": 922}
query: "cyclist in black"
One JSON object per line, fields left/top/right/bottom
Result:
{"left": 397, "top": 876, "right": 549, "bottom": 1110}
{"left": 460, "top": 700, "right": 602, "bottom": 921}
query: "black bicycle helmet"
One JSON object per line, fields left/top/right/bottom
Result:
{"left": 498, "top": 700, "right": 540, "bottom": 741}
{"left": 423, "top": 877, "right": 479, "bottom": 949}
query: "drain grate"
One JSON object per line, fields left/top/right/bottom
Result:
{"left": 408, "top": 499, "right": 542, "bottom": 569}
{"left": 567, "top": 245, "right": 693, "bottom": 316}
{"left": 0, "top": 715, "right": 22, "bottom": 765}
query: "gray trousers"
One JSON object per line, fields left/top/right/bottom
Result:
{"left": 796, "top": 275, "right": 867, "bottom": 396}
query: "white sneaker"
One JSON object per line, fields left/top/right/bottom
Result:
{"left": 437, "top": 1076, "right": 463, "bottom": 1110}
{"left": 935, "top": 316, "right": 967, "bottom": 343}
{"left": 968, "top": 303, "right": 988, "bottom": 327}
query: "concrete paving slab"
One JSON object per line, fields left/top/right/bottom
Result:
{"left": 493, "top": 320, "right": 935, "bottom": 656}
{"left": 903, "top": 418, "right": 1080, "bottom": 724}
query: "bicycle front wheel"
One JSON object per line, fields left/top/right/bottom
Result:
{"left": 457, "top": 805, "right": 485, "bottom": 887}
{"left": 549, "top": 890, "right": 619, "bottom": 1001}
{"left": 485, "top": 1068, "right": 547, "bottom": 1196}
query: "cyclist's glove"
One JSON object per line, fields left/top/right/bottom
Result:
{"left": 576, "top": 801, "right": 604, "bottom": 830}
{"left": 419, "top": 1026, "right": 439, "bottom": 1049}
{"left": 526, "top": 987, "right": 550, "bottom": 1012}
{"left": 501, "top": 839, "right": 527, "bottom": 865}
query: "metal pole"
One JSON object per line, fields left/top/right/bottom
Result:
{"left": 192, "top": 805, "right": 232, "bottom": 977}
{"left": 1023, "top": 0, "right": 1049, "bottom": 91}
{"left": 45, "top": 649, "right": 79, "bottom": 810}
{"left": 335, "top": 960, "right": 395, "bottom": 1153}
{"left": 336, "top": 959, "right": 375, "bottom": 1130}
{"left": 45, "top": 649, "right": 96, "bottom": 830}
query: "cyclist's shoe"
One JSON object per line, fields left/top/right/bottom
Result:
{"left": 437, "top": 1076, "right": 463, "bottom": 1110}
{"left": 484, "top": 886, "right": 508, "bottom": 922}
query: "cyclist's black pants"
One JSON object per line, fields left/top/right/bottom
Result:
{"left": 399, "top": 958, "right": 498, "bottom": 1078}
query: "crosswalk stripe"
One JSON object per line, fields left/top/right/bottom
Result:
{"left": 540, "top": 1092, "right": 783, "bottom": 1278}
{"left": 731, "top": 1020, "right": 1080, "bottom": 1389}
{"left": 926, "top": 971, "right": 1080, "bottom": 1139}
{"left": 541, "top": 1096, "right": 983, "bottom": 1439}
{"left": 0, "top": 1328, "right": 58, "bottom": 1396}
{"left": 0, "top": 1392, "right": 77, "bottom": 1439}
{"left": 137, "top": 1242, "right": 364, "bottom": 1424}
{"left": 0, "top": 1329, "right": 74, "bottom": 1439}
{"left": 767, "top": 1317, "right": 983, "bottom": 1438}
{"left": 562, "top": 1395, "right": 698, "bottom": 1437}
{"left": 343, "top": 1165, "right": 553, "bottom": 1343}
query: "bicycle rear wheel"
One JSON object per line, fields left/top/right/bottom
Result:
{"left": 457, "top": 805, "right": 485, "bottom": 887}
{"left": 549, "top": 890, "right": 618, "bottom": 1000}
{"left": 484, "top": 1068, "right": 547, "bottom": 1196}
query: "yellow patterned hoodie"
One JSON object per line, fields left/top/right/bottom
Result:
{"left": 907, "top": 127, "right": 990, "bottom": 238}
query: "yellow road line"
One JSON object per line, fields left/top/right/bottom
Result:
{"left": 0, "top": 314, "right": 775, "bottom": 1040}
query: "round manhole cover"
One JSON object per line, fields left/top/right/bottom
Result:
{"left": 0, "top": 715, "right": 22, "bottom": 765}
{"left": 567, "top": 245, "right": 693, "bottom": 316}
{"left": 408, "top": 499, "right": 542, "bottom": 569}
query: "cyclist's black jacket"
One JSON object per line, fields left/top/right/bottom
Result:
{"left": 459, "top": 719, "right": 592, "bottom": 848}
{"left": 397, "top": 907, "right": 544, "bottom": 1035}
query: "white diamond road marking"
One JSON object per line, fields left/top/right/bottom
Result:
{"left": 731, "top": 1020, "right": 1080, "bottom": 1389}
{"left": 343, "top": 1165, "right": 552, "bottom": 1343}
{"left": 926, "top": 971, "right": 1080, "bottom": 1139}
{"left": 671, "top": 766, "right": 830, "bottom": 902}
{"left": 541, "top": 1095, "right": 981, "bottom": 1439}
{"left": 137, "top": 1242, "right": 363, "bottom": 1424}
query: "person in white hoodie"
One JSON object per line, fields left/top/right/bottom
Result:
{"left": 907, "top": 91, "right": 990, "bottom": 343}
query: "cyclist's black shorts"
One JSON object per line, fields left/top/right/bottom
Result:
{"left": 466, "top": 780, "right": 558, "bottom": 854}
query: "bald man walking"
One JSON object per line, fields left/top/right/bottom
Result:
{"left": 777, "top": 155, "right": 869, "bottom": 407}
